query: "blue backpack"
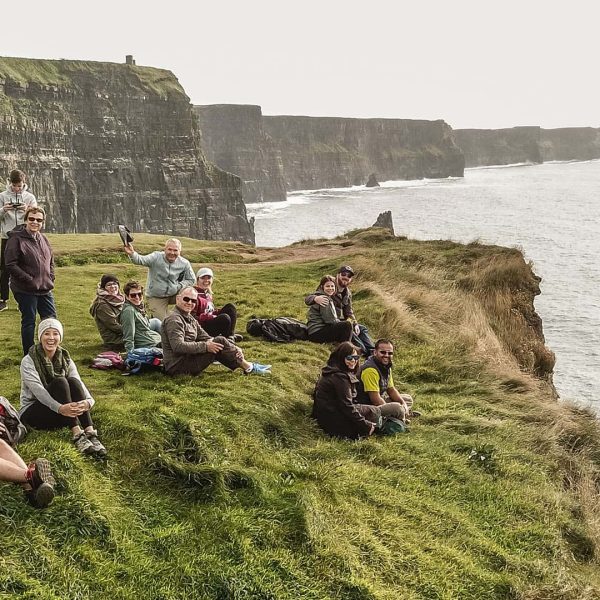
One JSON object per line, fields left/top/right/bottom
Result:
{"left": 124, "top": 348, "right": 163, "bottom": 375}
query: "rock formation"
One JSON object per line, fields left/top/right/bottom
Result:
{"left": 372, "top": 211, "right": 394, "bottom": 234}
{"left": 539, "top": 127, "right": 600, "bottom": 162}
{"left": 365, "top": 173, "right": 379, "bottom": 187}
{"left": 0, "top": 57, "right": 255, "bottom": 243}
{"left": 195, "top": 105, "right": 287, "bottom": 203}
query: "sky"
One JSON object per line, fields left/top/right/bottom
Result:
{"left": 6, "top": 0, "right": 599, "bottom": 129}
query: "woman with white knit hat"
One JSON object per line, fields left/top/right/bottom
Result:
{"left": 19, "top": 318, "right": 106, "bottom": 457}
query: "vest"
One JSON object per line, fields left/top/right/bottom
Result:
{"left": 356, "top": 356, "right": 392, "bottom": 405}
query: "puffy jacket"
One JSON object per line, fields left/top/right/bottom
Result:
{"left": 89, "top": 287, "right": 125, "bottom": 349}
{"left": 129, "top": 251, "right": 195, "bottom": 299}
{"left": 4, "top": 226, "right": 54, "bottom": 294}
{"left": 0, "top": 183, "right": 37, "bottom": 239}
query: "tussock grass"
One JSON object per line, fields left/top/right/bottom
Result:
{"left": 1, "top": 231, "right": 600, "bottom": 598}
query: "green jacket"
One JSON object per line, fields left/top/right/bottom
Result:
{"left": 307, "top": 292, "right": 340, "bottom": 335}
{"left": 89, "top": 288, "right": 124, "bottom": 349}
{"left": 119, "top": 302, "right": 161, "bottom": 353}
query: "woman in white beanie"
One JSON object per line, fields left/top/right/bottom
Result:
{"left": 19, "top": 318, "right": 106, "bottom": 457}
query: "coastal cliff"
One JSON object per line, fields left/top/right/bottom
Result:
{"left": 195, "top": 104, "right": 287, "bottom": 203}
{"left": 195, "top": 105, "right": 464, "bottom": 200}
{"left": 455, "top": 126, "right": 600, "bottom": 167}
{"left": 0, "top": 57, "right": 255, "bottom": 243}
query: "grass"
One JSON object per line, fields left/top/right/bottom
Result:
{"left": 1, "top": 231, "right": 600, "bottom": 599}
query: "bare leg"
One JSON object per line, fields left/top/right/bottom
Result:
{"left": 0, "top": 439, "right": 28, "bottom": 483}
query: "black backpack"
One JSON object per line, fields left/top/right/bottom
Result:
{"left": 246, "top": 316, "right": 308, "bottom": 343}
{"left": 0, "top": 397, "right": 27, "bottom": 446}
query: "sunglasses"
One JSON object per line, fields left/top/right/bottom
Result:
{"left": 340, "top": 271, "right": 353, "bottom": 277}
{"left": 182, "top": 296, "right": 198, "bottom": 304}
{"left": 345, "top": 355, "right": 360, "bottom": 361}
{"left": 27, "top": 217, "right": 44, "bottom": 223}
{"left": 129, "top": 292, "right": 144, "bottom": 298}
{"left": 378, "top": 351, "right": 394, "bottom": 356}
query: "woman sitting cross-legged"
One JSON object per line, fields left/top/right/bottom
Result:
{"left": 89, "top": 273, "right": 125, "bottom": 350}
{"left": 19, "top": 318, "right": 106, "bottom": 457}
{"left": 0, "top": 435, "right": 56, "bottom": 508}
{"left": 119, "top": 280, "right": 162, "bottom": 353}
{"left": 193, "top": 267, "right": 242, "bottom": 342}
{"left": 311, "top": 342, "right": 405, "bottom": 440}
{"left": 306, "top": 275, "right": 353, "bottom": 344}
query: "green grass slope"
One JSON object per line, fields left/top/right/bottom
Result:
{"left": 1, "top": 231, "right": 599, "bottom": 599}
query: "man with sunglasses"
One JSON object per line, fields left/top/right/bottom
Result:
{"left": 355, "top": 339, "right": 417, "bottom": 422}
{"left": 4, "top": 206, "right": 57, "bottom": 355}
{"left": 161, "top": 287, "right": 271, "bottom": 376}
{"left": 305, "top": 265, "right": 375, "bottom": 356}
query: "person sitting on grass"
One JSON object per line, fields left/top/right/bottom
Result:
{"left": 119, "top": 280, "right": 162, "bottom": 353}
{"left": 193, "top": 267, "right": 242, "bottom": 342}
{"left": 19, "top": 318, "right": 107, "bottom": 457}
{"left": 89, "top": 274, "right": 125, "bottom": 350}
{"left": 161, "top": 286, "right": 271, "bottom": 376}
{"left": 306, "top": 275, "right": 353, "bottom": 344}
{"left": 0, "top": 434, "right": 55, "bottom": 508}
{"left": 311, "top": 342, "right": 405, "bottom": 440}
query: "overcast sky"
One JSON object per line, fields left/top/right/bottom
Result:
{"left": 7, "top": 0, "right": 598, "bottom": 129}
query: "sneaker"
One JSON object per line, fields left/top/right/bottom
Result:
{"left": 26, "top": 458, "right": 56, "bottom": 509}
{"left": 0, "top": 300, "right": 7, "bottom": 312}
{"left": 85, "top": 429, "right": 107, "bottom": 457}
{"left": 73, "top": 431, "right": 95, "bottom": 455}
{"left": 228, "top": 334, "right": 244, "bottom": 343}
{"left": 245, "top": 362, "right": 272, "bottom": 375}
{"left": 409, "top": 410, "right": 422, "bottom": 418}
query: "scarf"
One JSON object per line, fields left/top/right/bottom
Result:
{"left": 125, "top": 299, "right": 147, "bottom": 317}
{"left": 29, "top": 343, "right": 71, "bottom": 389}
{"left": 97, "top": 286, "right": 125, "bottom": 307}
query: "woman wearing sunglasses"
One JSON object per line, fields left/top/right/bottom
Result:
{"left": 311, "top": 342, "right": 404, "bottom": 439}
{"left": 4, "top": 206, "right": 57, "bottom": 355}
{"left": 119, "top": 280, "right": 162, "bottom": 353}
{"left": 306, "top": 275, "right": 353, "bottom": 344}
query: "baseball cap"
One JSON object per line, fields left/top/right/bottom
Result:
{"left": 338, "top": 265, "right": 355, "bottom": 276}
{"left": 196, "top": 267, "right": 214, "bottom": 279}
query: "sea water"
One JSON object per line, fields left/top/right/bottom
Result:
{"left": 247, "top": 160, "right": 600, "bottom": 409}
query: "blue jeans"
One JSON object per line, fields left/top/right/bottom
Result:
{"left": 149, "top": 318, "right": 162, "bottom": 333}
{"left": 13, "top": 291, "right": 57, "bottom": 355}
{"left": 352, "top": 323, "right": 375, "bottom": 357}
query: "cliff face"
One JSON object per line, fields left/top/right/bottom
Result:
{"left": 263, "top": 115, "right": 465, "bottom": 191}
{"left": 195, "top": 105, "right": 287, "bottom": 203}
{"left": 454, "top": 127, "right": 542, "bottom": 167}
{"left": 0, "top": 57, "right": 254, "bottom": 243}
{"left": 539, "top": 127, "right": 600, "bottom": 162}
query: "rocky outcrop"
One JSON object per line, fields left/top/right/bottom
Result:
{"left": 195, "top": 105, "right": 286, "bottom": 203}
{"left": 263, "top": 116, "right": 464, "bottom": 191}
{"left": 372, "top": 211, "right": 394, "bottom": 234}
{"left": 0, "top": 57, "right": 254, "bottom": 243}
{"left": 454, "top": 127, "right": 542, "bottom": 167}
{"left": 365, "top": 173, "right": 379, "bottom": 187}
{"left": 539, "top": 127, "right": 600, "bottom": 162}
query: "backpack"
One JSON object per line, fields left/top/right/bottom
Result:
{"left": 246, "top": 316, "right": 308, "bottom": 343}
{"left": 0, "top": 397, "right": 27, "bottom": 447}
{"left": 378, "top": 416, "right": 408, "bottom": 435}
{"left": 90, "top": 351, "right": 126, "bottom": 371}
{"left": 124, "top": 347, "right": 163, "bottom": 374}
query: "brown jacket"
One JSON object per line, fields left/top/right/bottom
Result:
{"left": 161, "top": 306, "right": 242, "bottom": 375}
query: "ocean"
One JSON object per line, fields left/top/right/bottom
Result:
{"left": 247, "top": 160, "right": 600, "bottom": 410}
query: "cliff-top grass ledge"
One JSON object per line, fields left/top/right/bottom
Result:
{"left": 1, "top": 229, "right": 599, "bottom": 599}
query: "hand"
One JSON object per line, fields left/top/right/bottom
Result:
{"left": 368, "top": 423, "right": 375, "bottom": 435}
{"left": 234, "top": 346, "right": 244, "bottom": 361}
{"left": 0, "top": 422, "right": 6, "bottom": 434}
{"left": 58, "top": 403, "right": 86, "bottom": 417}
{"left": 353, "top": 322, "right": 360, "bottom": 335}
{"left": 124, "top": 243, "right": 134, "bottom": 255}
{"left": 206, "top": 339, "right": 224, "bottom": 354}
{"left": 314, "top": 296, "right": 329, "bottom": 307}
{"left": 1, "top": 204, "right": 11, "bottom": 212}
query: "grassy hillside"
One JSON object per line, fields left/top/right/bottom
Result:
{"left": 1, "top": 230, "right": 599, "bottom": 599}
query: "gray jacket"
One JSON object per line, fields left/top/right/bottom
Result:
{"left": 129, "top": 251, "right": 195, "bottom": 299}
{"left": 0, "top": 183, "right": 37, "bottom": 239}
{"left": 307, "top": 292, "right": 340, "bottom": 335}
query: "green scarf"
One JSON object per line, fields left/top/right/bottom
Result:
{"left": 29, "top": 343, "right": 71, "bottom": 389}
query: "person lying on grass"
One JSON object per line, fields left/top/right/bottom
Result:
{"left": 0, "top": 436, "right": 55, "bottom": 508}
{"left": 119, "top": 280, "right": 162, "bottom": 353}
{"left": 161, "top": 286, "right": 271, "bottom": 376}
{"left": 306, "top": 275, "right": 353, "bottom": 344}
{"left": 19, "top": 318, "right": 107, "bottom": 457}
{"left": 311, "top": 341, "right": 405, "bottom": 439}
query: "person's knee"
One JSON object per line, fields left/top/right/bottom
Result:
{"left": 213, "top": 335, "right": 229, "bottom": 346}
{"left": 386, "top": 402, "right": 407, "bottom": 420}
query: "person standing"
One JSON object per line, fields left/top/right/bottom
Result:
{"left": 123, "top": 238, "right": 195, "bottom": 321}
{"left": 4, "top": 206, "right": 57, "bottom": 355}
{"left": 0, "top": 169, "right": 37, "bottom": 312}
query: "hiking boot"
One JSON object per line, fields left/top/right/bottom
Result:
{"left": 245, "top": 362, "right": 272, "bottom": 375}
{"left": 73, "top": 431, "right": 95, "bottom": 455}
{"left": 0, "top": 300, "right": 7, "bottom": 312}
{"left": 409, "top": 410, "right": 422, "bottom": 418}
{"left": 26, "top": 458, "right": 56, "bottom": 509}
{"left": 85, "top": 429, "right": 107, "bottom": 457}
{"left": 228, "top": 334, "right": 244, "bottom": 343}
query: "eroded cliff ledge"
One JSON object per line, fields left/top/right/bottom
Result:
{"left": 195, "top": 105, "right": 464, "bottom": 201}
{"left": 0, "top": 57, "right": 254, "bottom": 243}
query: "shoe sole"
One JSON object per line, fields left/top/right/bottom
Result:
{"left": 33, "top": 482, "right": 55, "bottom": 508}
{"left": 34, "top": 458, "right": 56, "bottom": 487}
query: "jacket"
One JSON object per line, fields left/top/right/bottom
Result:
{"left": 0, "top": 183, "right": 37, "bottom": 239}
{"left": 4, "top": 226, "right": 54, "bottom": 295}
{"left": 356, "top": 356, "right": 394, "bottom": 405}
{"left": 311, "top": 365, "right": 373, "bottom": 439}
{"left": 305, "top": 285, "right": 354, "bottom": 321}
{"left": 306, "top": 292, "right": 340, "bottom": 335}
{"left": 193, "top": 287, "right": 219, "bottom": 323}
{"left": 89, "top": 287, "right": 125, "bottom": 349}
{"left": 19, "top": 353, "right": 94, "bottom": 417}
{"left": 129, "top": 251, "right": 195, "bottom": 299}
{"left": 119, "top": 302, "right": 161, "bottom": 353}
